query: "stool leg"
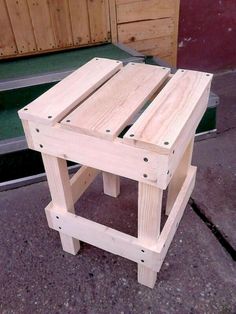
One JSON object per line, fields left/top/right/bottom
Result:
{"left": 138, "top": 182, "right": 163, "bottom": 288}
{"left": 102, "top": 172, "right": 120, "bottom": 197}
{"left": 166, "top": 139, "right": 194, "bottom": 215}
{"left": 42, "top": 154, "right": 80, "bottom": 255}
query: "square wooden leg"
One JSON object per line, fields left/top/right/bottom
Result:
{"left": 42, "top": 153, "right": 80, "bottom": 255}
{"left": 166, "top": 139, "right": 194, "bottom": 215}
{"left": 102, "top": 172, "right": 120, "bottom": 197}
{"left": 138, "top": 182, "right": 163, "bottom": 288}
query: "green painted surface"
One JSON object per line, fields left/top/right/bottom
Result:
{"left": 0, "top": 44, "right": 130, "bottom": 80}
{"left": 197, "top": 107, "right": 216, "bottom": 133}
{"left": 0, "top": 83, "right": 56, "bottom": 140}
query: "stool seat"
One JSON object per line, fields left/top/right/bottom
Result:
{"left": 18, "top": 58, "right": 213, "bottom": 288}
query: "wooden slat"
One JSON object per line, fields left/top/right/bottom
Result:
{"left": 6, "top": 0, "right": 37, "bottom": 53}
{"left": 0, "top": 0, "right": 17, "bottom": 57}
{"left": 42, "top": 154, "right": 80, "bottom": 255}
{"left": 87, "top": 0, "right": 110, "bottom": 43}
{"left": 117, "top": 0, "right": 175, "bottom": 23}
{"left": 155, "top": 166, "right": 197, "bottom": 271}
{"left": 68, "top": 0, "right": 90, "bottom": 45}
{"left": 102, "top": 172, "right": 120, "bottom": 197}
{"left": 26, "top": 121, "right": 169, "bottom": 189}
{"left": 27, "top": 0, "right": 55, "bottom": 51}
{"left": 18, "top": 58, "right": 122, "bottom": 125}
{"left": 118, "top": 18, "right": 174, "bottom": 43}
{"left": 48, "top": 0, "right": 73, "bottom": 48}
{"left": 124, "top": 70, "right": 213, "bottom": 153}
{"left": 61, "top": 63, "right": 170, "bottom": 140}
{"left": 45, "top": 204, "right": 159, "bottom": 271}
{"left": 138, "top": 183, "right": 162, "bottom": 288}
{"left": 108, "top": 0, "right": 118, "bottom": 43}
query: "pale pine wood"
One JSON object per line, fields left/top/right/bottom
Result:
{"left": 108, "top": 0, "right": 118, "bottom": 43}
{"left": 155, "top": 166, "right": 197, "bottom": 271}
{"left": 68, "top": 0, "right": 90, "bottom": 45}
{"left": 116, "top": 0, "right": 175, "bottom": 23}
{"left": 48, "top": 0, "right": 73, "bottom": 48}
{"left": 0, "top": 0, "right": 17, "bottom": 56}
{"left": 87, "top": 0, "right": 110, "bottom": 43}
{"left": 138, "top": 182, "right": 163, "bottom": 288}
{"left": 166, "top": 139, "right": 194, "bottom": 215}
{"left": 45, "top": 203, "right": 159, "bottom": 271}
{"left": 6, "top": 0, "right": 36, "bottom": 53}
{"left": 26, "top": 121, "right": 169, "bottom": 189}
{"left": 124, "top": 70, "right": 213, "bottom": 153}
{"left": 27, "top": 0, "right": 55, "bottom": 51}
{"left": 70, "top": 166, "right": 100, "bottom": 203}
{"left": 41, "top": 154, "right": 80, "bottom": 255}
{"left": 61, "top": 63, "right": 170, "bottom": 140}
{"left": 118, "top": 18, "right": 174, "bottom": 43}
{"left": 18, "top": 58, "right": 122, "bottom": 125}
{"left": 102, "top": 172, "right": 120, "bottom": 197}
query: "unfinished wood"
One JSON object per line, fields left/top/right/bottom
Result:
{"left": 26, "top": 121, "right": 169, "bottom": 189}
{"left": 124, "top": 70, "right": 213, "bottom": 153}
{"left": 42, "top": 154, "right": 80, "bottom": 255}
{"left": 45, "top": 203, "right": 159, "bottom": 270}
{"left": 117, "top": 0, "right": 175, "bottom": 23}
{"left": 138, "top": 182, "right": 163, "bottom": 288}
{"left": 48, "top": 0, "right": 73, "bottom": 48}
{"left": 18, "top": 58, "right": 122, "bottom": 125}
{"left": 0, "top": 0, "right": 17, "bottom": 56}
{"left": 68, "top": 0, "right": 90, "bottom": 45}
{"left": 6, "top": 0, "right": 36, "bottom": 53}
{"left": 166, "top": 139, "right": 193, "bottom": 215}
{"left": 61, "top": 63, "right": 170, "bottom": 140}
{"left": 109, "top": 0, "right": 118, "bottom": 43}
{"left": 118, "top": 18, "right": 174, "bottom": 43}
{"left": 27, "top": 0, "right": 55, "bottom": 51}
{"left": 87, "top": 0, "right": 110, "bottom": 43}
{"left": 155, "top": 166, "right": 197, "bottom": 271}
{"left": 127, "top": 36, "right": 173, "bottom": 59}
{"left": 70, "top": 166, "right": 100, "bottom": 203}
{"left": 102, "top": 172, "right": 120, "bottom": 197}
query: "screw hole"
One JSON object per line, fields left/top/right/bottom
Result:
{"left": 141, "top": 259, "right": 144, "bottom": 263}
{"left": 36, "top": 128, "right": 39, "bottom": 133}
{"left": 48, "top": 115, "right": 52, "bottom": 119}
{"left": 59, "top": 227, "right": 62, "bottom": 230}
{"left": 129, "top": 134, "right": 134, "bottom": 137}
{"left": 106, "top": 129, "right": 110, "bottom": 133}
{"left": 143, "top": 174, "right": 148, "bottom": 178}
{"left": 24, "top": 108, "right": 28, "bottom": 111}
{"left": 56, "top": 216, "right": 59, "bottom": 219}
{"left": 39, "top": 144, "right": 43, "bottom": 148}
{"left": 66, "top": 119, "right": 70, "bottom": 123}
{"left": 143, "top": 157, "right": 148, "bottom": 162}
{"left": 172, "top": 150, "right": 175, "bottom": 154}
{"left": 162, "top": 67, "right": 166, "bottom": 70}
{"left": 164, "top": 141, "right": 169, "bottom": 145}
{"left": 141, "top": 249, "right": 145, "bottom": 253}
{"left": 181, "top": 70, "right": 184, "bottom": 72}
{"left": 167, "top": 170, "right": 169, "bottom": 174}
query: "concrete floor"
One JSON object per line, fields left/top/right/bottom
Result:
{"left": 0, "top": 72, "right": 235, "bottom": 313}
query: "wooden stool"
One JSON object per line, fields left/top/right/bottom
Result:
{"left": 18, "top": 58, "right": 212, "bottom": 288}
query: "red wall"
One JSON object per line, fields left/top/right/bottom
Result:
{"left": 177, "top": 0, "right": 236, "bottom": 72}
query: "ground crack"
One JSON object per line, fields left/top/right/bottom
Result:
{"left": 189, "top": 197, "right": 236, "bottom": 261}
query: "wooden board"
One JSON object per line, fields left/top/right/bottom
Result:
{"left": 124, "top": 70, "right": 213, "bottom": 153}
{"left": 18, "top": 58, "right": 122, "bottom": 125}
{"left": 61, "top": 63, "right": 170, "bottom": 140}
{"left": 117, "top": 0, "right": 175, "bottom": 23}
{"left": 87, "top": 0, "right": 110, "bottom": 43}
{"left": 48, "top": 0, "right": 73, "bottom": 48}
{"left": 6, "top": 0, "right": 36, "bottom": 53}
{"left": 27, "top": 0, "right": 55, "bottom": 51}
{"left": 0, "top": 0, "right": 17, "bottom": 56}
{"left": 68, "top": 0, "right": 90, "bottom": 45}
{"left": 118, "top": 18, "right": 174, "bottom": 43}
